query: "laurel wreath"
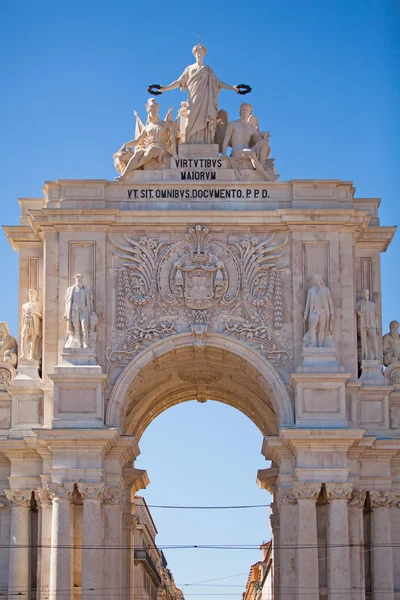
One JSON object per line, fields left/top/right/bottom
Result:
{"left": 147, "top": 84, "right": 163, "bottom": 95}
{"left": 236, "top": 83, "right": 252, "bottom": 95}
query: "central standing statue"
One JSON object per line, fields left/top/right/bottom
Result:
{"left": 157, "top": 45, "right": 242, "bottom": 144}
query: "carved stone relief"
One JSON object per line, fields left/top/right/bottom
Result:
{"left": 107, "top": 226, "right": 292, "bottom": 384}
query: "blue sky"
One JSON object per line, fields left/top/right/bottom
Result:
{"left": 0, "top": 0, "right": 399, "bottom": 597}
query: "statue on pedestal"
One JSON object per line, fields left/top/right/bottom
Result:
{"left": 64, "top": 274, "right": 97, "bottom": 349}
{"left": 221, "top": 103, "right": 278, "bottom": 181}
{"left": 114, "top": 98, "right": 178, "bottom": 179}
{"left": 156, "top": 44, "right": 245, "bottom": 144}
{"left": 303, "top": 274, "right": 334, "bottom": 347}
{"left": 356, "top": 289, "right": 379, "bottom": 360}
{"left": 20, "top": 289, "right": 42, "bottom": 361}
{"left": 383, "top": 320, "right": 400, "bottom": 367}
{"left": 0, "top": 321, "right": 18, "bottom": 368}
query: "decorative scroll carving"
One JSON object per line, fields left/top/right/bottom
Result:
{"left": 78, "top": 482, "right": 106, "bottom": 501}
{"left": 325, "top": 483, "right": 353, "bottom": 501}
{"left": 35, "top": 488, "right": 53, "bottom": 507}
{"left": 178, "top": 369, "right": 222, "bottom": 384}
{"left": 0, "top": 364, "right": 16, "bottom": 391}
{"left": 369, "top": 491, "right": 395, "bottom": 508}
{"left": 292, "top": 482, "right": 321, "bottom": 501}
{"left": 46, "top": 482, "right": 74, "bottom": 502}
{"left": 104, "top": 486, "right": 125, "bottom": 506}
{"left": 277, "top": 488, "right": 297, "bottom": 505}
{"left": 5, "top": 489, "right": 32, "bottom": 507}
{"left": 348, "top": 489, "right": 366, "bottom": 508}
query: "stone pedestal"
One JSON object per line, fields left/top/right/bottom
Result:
{"left": 50, "top": 358, "right": 108, "bottom": 428}
{"left": 297, "top": 345, "right": 344, "bottom": 374}
{"left": 290, "top": 373, "right": 350, "bottom": 428}
{"left": 17, "top": 358, "right": 41, "bottom": 379}
{"left": 178, "top": 143, "right": 219, "bottom": 158}
{"left": 60, "top": 347, "right": 98, "bottom": 367}
{"left": 359, "top": 359, "right": 385, "bottom": 385}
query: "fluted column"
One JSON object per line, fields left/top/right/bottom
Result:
{"left": 5, "top": 489, "right": 32, "bottom": 598}
{"left": 103, "top": 486, "right": 124, "bottom": 600}
{"left": 370, "top": 491, "right": 395, "bottom": 599}
{"left": 278, "top": 488, "right": 297, "bottom": 600}
{"left": 79, "top": 482, "right": 105, "bottom": 600}
{"left": 47, "top": 482, "right": 73, "bottom": 600}
{"left": 0, "top": 499, "right": 11, "bottom": 592}
{"left": 35, "top": 488, "right": 53, "bottom": 600}
{"left": 326, "top": 483, "right": 352, "bottom": 600}
{"left": 347, "top": 489, "right": 366, "bottom": 600}
{"left": 269, "top": 502, "right": 280, "bottom": 599}
{"left": 293, "top": 482, "right": 320, "bottom": 600}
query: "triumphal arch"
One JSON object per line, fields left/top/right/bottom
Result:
{"left": 1, "top": 45, "right": 400, "bottom": 599}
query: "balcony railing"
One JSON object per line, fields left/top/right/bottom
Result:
{"left": 134, "top": 549, "right": 162, "bottom": 585}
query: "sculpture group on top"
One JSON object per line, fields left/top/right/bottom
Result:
{"left": 114, "top": 45, "right": 278, "bottom": 182}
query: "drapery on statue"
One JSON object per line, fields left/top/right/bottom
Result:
{"left": 383, "top": 320, "right": 400, "bottom": 367}
{"left": 0, "top": 322, "right": 18, "bottom": 368}
{"left": 114, "top": 98, "right": 178, "bottom": 179}
{"left": 64, "top": 274, "right": 97, "bottom": 349}
{"left": 356, "top": 289, "right": 379, "bottom": 360}
{"left": 303, "top": 274, "right": 334, "bottom": 347}
{"left": 157, "top": 44, "right": 245, "bottom": 144}
{"left": 221, "top": 102, "right": 279, "bottom": 181}
{"left": 20, "top": 289, "right": 42, "bottom": 361}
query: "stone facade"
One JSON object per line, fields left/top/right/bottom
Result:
{"left": 1, "top": 46, "right": 400, "bottom": 599}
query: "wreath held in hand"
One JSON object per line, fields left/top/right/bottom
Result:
{"left": 236, "top": 84, "right": 252, "bottom": 95}
{"left": 147, "top": 84, "right": 163, "bottom": 96}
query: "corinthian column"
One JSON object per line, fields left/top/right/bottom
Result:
{"left": 277, "top": 488, "right": 297, "bottom": 600}
{"left": 370, "top": 491, "right": 395, "bottom": 599}
{"left": 348, "top": 489, "right": 366, "bottom": 600}
{"left": 5, "top": 489, "right": 32, "bottom": 598}
{"left": 0, "top": 499, "right": 11, "bottom": 592}
{"left": 103, "top": 486, "right": 125, "bottom": 600}
{"left": 326, "top": 483, "right": 352, "bottom": 600}
{"left": 79, "top": 482, "right": 106, "bottom": 600}
{"left": 293, "top": 482, "right": 320, "bottom": 600}
{"left": 47, "top": 482, "right": 74, "bottom": 600}
{"left": 122, "top": 514, "right": 137, "bottom": 600}
{"left": 269, "top": 502, "right": 280, "bottom": 599}
{"left": 35, "top": 488, "right": 53, "bottom": 600}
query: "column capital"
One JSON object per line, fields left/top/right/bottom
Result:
{"left": 104, "top": 485, "right": 125, "bottom": 506}
{"left": 5, "top": 489, "right": 32, "bottom": 507}
{"left": 46, "top": 482, "right": 74, "bottom": 502}
{"left": 292, "top": 482, "right": 320, "bottom": 501}
{"left": 122, "top": 514, "right": 137, "bottom": 531}
{"left": 35, "top": 488, "right": 53, "bottom": 507}
{"left": 369, "top": 490, "right": 395, "bottom": 508}
{"left": 326, "top": 482, "right": 353, "bottom": 501}
{"left": 78, "top": 482, "right": 106, "bottom": 501}
{"left": 348, "top": 489, "right": 366, "bottom": 508}
{"left": 277, "top": 487, "right": 297, "bottom": 505}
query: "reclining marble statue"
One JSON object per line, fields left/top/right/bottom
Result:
{"left": 157, "top": 44, "right": 242, "bottom": 144}
{"left": 222, "top": 102, "right": 278, "bottom": 181}
{"left": 356, "top": 289, "right": 379, "bottom": 360}
{"left": 64, "top": 274, "right": 97, "bottom": 349}
{"left": 303, "top": 274, "right": 335, "bottom": 347}
{"left": 114, "top": 98, "right": 178, "bottom": 179}
{"left": 20, "top": 289, "right": 42, "bottom": 361}
{"left": 383, "top": 320, "right": 400, "bottom": 367}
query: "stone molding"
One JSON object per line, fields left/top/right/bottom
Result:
{"left": 325, "top": 482, "right": 353, "bottom": 501}
{"left": 292, "top": 482, "right": 321, "bottom": 501}
{"left": 104, "top": 486, "right": 125, "bottom": 506}
{"left": 46, "top": 482, "right": 74, "bottom": 502}
{"left": 35, "top": 488, "right": 53, "bottom": 507}
{"left": 277, "top": 488, "right": 297, "bottom": 505}
{"left": 369, "top": 490, "right": 396, "bottom": 508}
{"left": 269, "top": 502, "right": 280, "bottom": 529}
{"left": 78, "top": 482, "right": 106, "bottom": 501}
{"left": 348, "top": 489, "right": 366, "bottom": 508}
{"left": 122, "top": 514, "right": 137, "bottom": 531}
{"left": 5, "top": 489, "right": 32, "bottom": 507}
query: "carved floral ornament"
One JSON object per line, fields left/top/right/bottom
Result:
{"left": 107, "top": 226, "right": 293, "bottom": 383}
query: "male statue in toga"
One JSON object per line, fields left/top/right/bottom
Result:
{"left": 64, "top": 274, "right": 94, "bottom": 348}
{"left": 158, "top": 44, "right": 241, "bottom": 144}
{"left": 356, "top": 289, "right": 379, "bottom": 360}
{"left": 303, "top": 274, "right": 334, "bottom": 347}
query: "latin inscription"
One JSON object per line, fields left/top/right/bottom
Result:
{"left": 127, "top": 189, "right": 270, "bottom": 199}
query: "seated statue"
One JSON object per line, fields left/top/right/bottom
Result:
{"left": 221, "top": 103, "right": 279, "bottom": 181}
{"left": 115, "top": 98, "right": 178, "bottom": 180}
{"left": 383, "top": 320, "right": 400, "bottom": 367}
{"left": 0, "top": 321, "right": 18, "bottom": 368}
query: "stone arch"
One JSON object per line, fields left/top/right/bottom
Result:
{"left": 106, "top": 333, "right": 294, "bottom": 438}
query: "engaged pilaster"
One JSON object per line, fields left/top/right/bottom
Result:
{"left": 269, "top": 501, "right": 281, "bottom": 599}
{"left": 47, "top": 482, "right": 74, "bottom": 600}
{"left": 79, "top": 482, "right": 106, "bottom": 600}
{"left": 5, "top": 489, "right": 32, "bottom": 599}
{"left": 277, "top": 488, "right": 297, "bottom": 600}
{"left": 326, "top": 483, "right": 352, "bottom": 600}
{"left": 292, "top": 482, "right": 320, "bottom": 600}
{"left": 370, "top": 491, "right": 395, "bottom": 599}
{"left": 347, "top": 489, "right": 366, "bottom": 600}
{"left": 104, "top": 486, "right": 125, "bottom": 600}
{"left": 35, "top": 488, "right": 53, "bottom": 600}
